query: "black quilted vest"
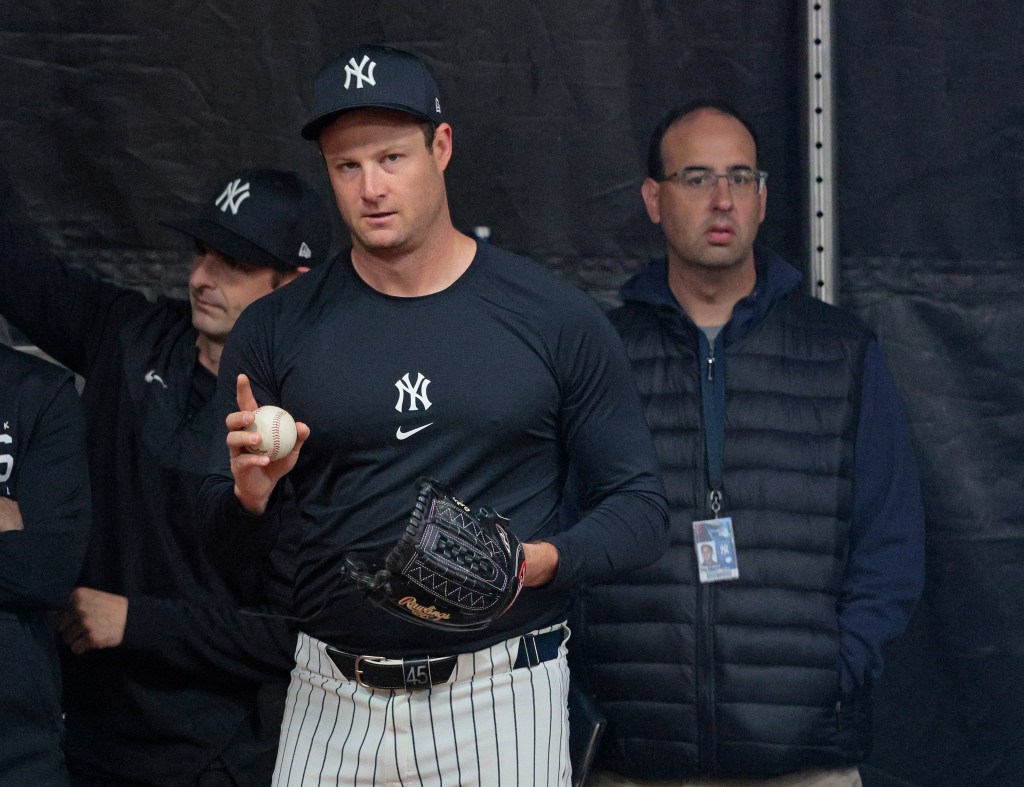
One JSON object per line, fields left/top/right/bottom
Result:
{"left": 575, "top": 285, "right": 873, "bottom": 779}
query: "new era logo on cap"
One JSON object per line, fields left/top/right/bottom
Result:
{"left": 301, "top": 44, "right": 444, "bottom": 140}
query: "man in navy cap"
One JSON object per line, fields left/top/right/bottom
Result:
{"left": 200, "top": 45, "right": 669, "bottom": 787}
{"left": 0, "top": 168, "right": 334, "bottom": 786}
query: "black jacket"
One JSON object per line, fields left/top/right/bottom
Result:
{"left": 574, "top": 249, "right": 924, "bottom": 779}
{"left": 0, "top": 198, "right": 297, "bottom": 785}
{"left": 0, "top": 344, "right": 91, "bottom": 786}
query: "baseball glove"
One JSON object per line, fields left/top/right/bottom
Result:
{"left": 340, "top": 477, "right": 526, "bottom": 630}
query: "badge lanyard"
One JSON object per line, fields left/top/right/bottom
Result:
{"left": 694, "top": 330, "right": 738, "bottom": 582}
{"left": 699, "top": 330, "right": 726, "bottom": 513}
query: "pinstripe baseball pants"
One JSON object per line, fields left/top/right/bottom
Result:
{"left": 273, "top": 623, "right": 572, "bottom": 786}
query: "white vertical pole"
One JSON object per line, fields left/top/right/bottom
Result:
{"left": 808, "top": 0, "right": 837, "bottom": 304}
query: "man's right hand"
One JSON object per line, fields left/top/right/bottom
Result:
{"left": 58, "top": 587, "right": 129, "bottom": 654}
{"left": 225, "top": 373, "right": 309, "bottom": 514}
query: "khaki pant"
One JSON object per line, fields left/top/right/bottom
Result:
{"left": 587, "top": 766, "right": 862, "bottom": 787}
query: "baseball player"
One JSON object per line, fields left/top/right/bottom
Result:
{"left": 199, "top": 45, "right": 670, "bottom": 786}
{"left": 0, "top": 343, "right": 91, "bottom": 784}
{"left": 0, "top": 169, "right": 333, "bottom": 785}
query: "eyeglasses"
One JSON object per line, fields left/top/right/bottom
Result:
{"left": 661, "top": 167, "right": 767, "bottom": 196}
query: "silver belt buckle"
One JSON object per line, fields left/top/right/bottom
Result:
{"left": 352, "top": 654, "right": 397, "bottom": 688}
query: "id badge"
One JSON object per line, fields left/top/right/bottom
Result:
{"left": 693, "top": 517, "right": 739, "bottom": 583}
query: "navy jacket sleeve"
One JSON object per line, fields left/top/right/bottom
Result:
{"left": 0, "top": 181, "right": 146, "bottom": 375}
{"left": 119, "top": 520, "right": 299, "bottom": 681}
{"left": 121, "top": 597, "right": 296, "bottom": 682}
{"left": 0, "top": 355, "right": 91, "bottom": 612}
{"left": 838, "top": 340, "right": 926, "bottom": 693}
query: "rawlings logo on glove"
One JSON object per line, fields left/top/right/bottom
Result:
{"left": 340, "top": 477, "right": 527, "bottom": 630}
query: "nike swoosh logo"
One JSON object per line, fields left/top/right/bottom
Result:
{"left": 395, "top": 423, "right": 434, "bottom": 440}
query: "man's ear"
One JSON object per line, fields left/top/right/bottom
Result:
{"left": 277, "top": 266, "right": 310, "bottom": 288}
{"left": 641, "top": 177, "right": 662, "bottom": 225}
{"left": 432, "top": 123, "right": 454, "bottom": 172}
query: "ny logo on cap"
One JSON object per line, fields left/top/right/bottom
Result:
{"left": 344, "top": 55, "right": 376, "bottom": 90}
{"left": 216, "top": 179, "right": 251, "bottom": 215}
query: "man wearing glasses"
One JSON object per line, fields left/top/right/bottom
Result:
{"left": 573, "top": 102, "right": 925, "bottom": 785}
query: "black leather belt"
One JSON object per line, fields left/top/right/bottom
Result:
{"left": 325, "top": 628, "right": 565, "bottom": 691}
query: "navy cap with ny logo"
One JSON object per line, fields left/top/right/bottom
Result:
{"left": 301, "top": 45, "right": 445, "bottom": 141}
{"left": 161, "top": 168, "right": 333, "bottom": 270}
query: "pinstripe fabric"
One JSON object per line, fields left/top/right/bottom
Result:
{"left": 588, "top": 766, "right": 862, "bottom": 786}
{"left": 273, "top": 625, "right": 572, "bottom": 786}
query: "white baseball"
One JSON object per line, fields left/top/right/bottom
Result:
{"left": 244, "top": 405, "right": 297, "bottom": 462}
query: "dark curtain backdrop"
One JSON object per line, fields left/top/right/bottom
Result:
{"left": 0, "top": 0, "right": 805, "bottom": 304}
{"left": 1, "top": 3, "right": 1020, "bottom": 785}
{"left": 836, "top": 4, "right": 1024, "bottom": 786}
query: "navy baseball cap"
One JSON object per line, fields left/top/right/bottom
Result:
{"left": 162, "top": 168, "right": 333, "bottom": 270}
{"left": 301, "top": 45, "right": 444, "bottom": 140}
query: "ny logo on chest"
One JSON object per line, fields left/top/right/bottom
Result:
{"left": 394, "top": 373, "right": 433, "bottom": 441}
{"left": 394, "top": 372, "right": 432, "bottom": 412}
